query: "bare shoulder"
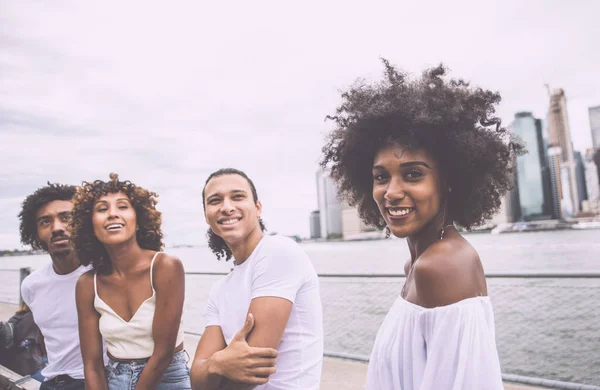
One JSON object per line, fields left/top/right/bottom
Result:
{"left": 75, "top": 270, "right": 96, "bottom": 300}
{"left": 152, "top": 252, "right": 185, "bottom": 285}
{"left": 413, "top": 233, "right": 485, "bottom": 308}
{"left": 76, "top": 269, "right": 95, "bottom": 289}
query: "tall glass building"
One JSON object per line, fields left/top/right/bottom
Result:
{"left": 316, "top": 169, "right": 342, "bottom": 238}
{"left": 589, "top": 105, "right": 600, "bottom": 149}
{"left": 511, "top": 112, "right": 553, "bottom": 220}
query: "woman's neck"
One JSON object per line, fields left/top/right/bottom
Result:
{"left": 105, "top": 238, "right": 147, "bottom": 275}
{"left": 407, "top": 213, "right": 453, "bottom": 261}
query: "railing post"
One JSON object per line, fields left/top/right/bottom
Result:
{"left": 19, "top": 267, "right": 31, "bottom": 306}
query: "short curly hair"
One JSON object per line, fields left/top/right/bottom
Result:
{"left": 18, "top": 183, "right": 77, "bottom": 250}
{"left": 202, "top": 168, "right": 266, "bottom": 261}
{"left": 321, "top": 60, "right": 525, "bottom": 230}
{"left": 70, "top": 173, "right": 164, "bottom": 274}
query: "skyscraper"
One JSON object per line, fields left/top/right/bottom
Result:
{"left": 589, "top": 105, "right": 600, "bottom": 149}
{"left": 574, "top": 151, "right": 588, "bottom": 208}
{"left": 584, "top": 149, "right": 599, "bottom": 202}
{"left": 547, "top": 89, "right": 579, "bottom": 217}
{"left": 341, "top": 202, "right": 377, "bottom": 239}
{"left": 309, "top": 210, "right": 321, "bottom": 239}
{"left": 316, "top": 169, "right": 342, "bottom": 238}
{"left": 547, "top": 147, "right": 564, "bottom": 218}
{"left": 510, "top": 112, "right": 553, "bottom": 219}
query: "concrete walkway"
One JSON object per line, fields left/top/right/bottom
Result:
{"left": 0, "top": 303, "right": 545, "bottom": 389}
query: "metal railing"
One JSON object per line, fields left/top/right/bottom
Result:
{"left": 2, "top": 268, "right": 599, "bottom": 388}
{"left": 182, "top": 271, "right": 600, "bottom": 388}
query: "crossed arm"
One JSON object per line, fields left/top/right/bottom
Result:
{"left": 190, "top": 296, "right": 292, "bottom": 390}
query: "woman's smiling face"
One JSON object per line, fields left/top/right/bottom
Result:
{"left": 372, "top": 144, "right": 445, "bottom": 238}
{"left": 92, "top": 191, "right": 138, "bottom": 246}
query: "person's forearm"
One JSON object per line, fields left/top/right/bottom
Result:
{"left": 84, "top": 363, "right": 109, "bottom": 390}
{"left": 191, "top": 356, "right": 226, "bottom": 390}
{"left": 134, "top": 351, "right": 174, "bottom": 390}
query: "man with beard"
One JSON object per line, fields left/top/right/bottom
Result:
{"left": 18, "top": 183, "right": 91, "bottom": 389}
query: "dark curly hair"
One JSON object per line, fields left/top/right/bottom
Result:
{"left": 202, "top": 168, "right": 266, "bottom": 261}
{"left": 18, "top": 183, "right": 77, "bottom": 250}
{"left": 70, "top": 173, "right": 164, "bottom": 274}
{"left": 321, "top": 60, "right": 525, "bottom": 230}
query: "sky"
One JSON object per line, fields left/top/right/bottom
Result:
{"left": 1, "top": 0, "right": 599, "bottom": 249}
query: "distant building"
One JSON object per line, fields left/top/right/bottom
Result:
{"left": 582, "top": 199, "right": 600, "bottom": 215}
{"left": 341, "top": 202, "right": 376, "bottom": 239}
{"left": 309, "top": 210, "right": 321, "bottom": 239}
{"left": 589, "top": 105, "right": 600, "bottom": 149}
{"left": 584, "top": 149, "right": 599, "bottom": 202}
{"left": 316, "top": 170, "right": 342, "bottom": 238}
{"left": 504, "top": 152, "right": 522, "bottom": 222}
{"left": 574, "top": 151, "right": 588, "bottom": 210}
{"left": 510, "top": 112, "right": 553, "bottom": 220}
{"left": 547, "top": 89, "right": 579, "bottom": 216}
{"left": 490, "top": 196, "right": 511, "bottom": 225}
{"left": 547, "top": 147, "right": 564, "bottom": 218}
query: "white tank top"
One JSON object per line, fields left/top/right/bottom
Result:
{"left": 94, "top": 252, "right": 185, "bottom": 359}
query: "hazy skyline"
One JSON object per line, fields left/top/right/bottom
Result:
{"left": 1, "top": 0, "right": 599, "bottom": 249}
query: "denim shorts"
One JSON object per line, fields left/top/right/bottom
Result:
{"left": 105, "top": 350, "right": 191, "bottom": 390}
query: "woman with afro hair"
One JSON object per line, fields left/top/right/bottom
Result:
{"left": 72, "top": 173, "right": 190, "bottom": 389}
{"left": 321, "top": 60, "right": 524, "bottom": 389}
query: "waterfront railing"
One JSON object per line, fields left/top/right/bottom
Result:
{"left": 2, "top": 268, "right": 599, "bottom": 389}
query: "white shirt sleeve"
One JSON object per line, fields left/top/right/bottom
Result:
{"left": 419, "top": 300, "right": 504, "bottom": 389}
{"left": 251, "top": 238, "right": 309, "bottom": 303}
{"left": 20, "top": 277, "right": 31, "bottom": 306}
{"left": 204, "top": 282, "right": 221, "bottom": 327}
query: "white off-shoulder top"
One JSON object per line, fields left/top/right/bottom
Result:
{"left": 366, "top": 296, "right": 503, "bottom": 390}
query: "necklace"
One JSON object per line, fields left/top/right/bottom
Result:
{"left": 401, "top": 224, "right": 454, "bottom": 299}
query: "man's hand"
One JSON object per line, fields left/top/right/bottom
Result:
{"left": 212, "top": 313, "right": 278, "bottom": 385}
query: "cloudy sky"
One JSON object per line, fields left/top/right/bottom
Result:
{"left": 1, "top": 0, "right": 599, "bottom": 249}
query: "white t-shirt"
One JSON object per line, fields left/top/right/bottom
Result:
{"left": 206, "top": 234, "right": 324, "bottom": 390}
{"left": 366, "top": 296, "right": 503, "bottom": 390}
{"left": 21, "top": 263, "right": 90, "bottom": 380}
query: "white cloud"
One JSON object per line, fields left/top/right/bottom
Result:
{"left": 1, "top": 0, "right": 599, "bottom": 249}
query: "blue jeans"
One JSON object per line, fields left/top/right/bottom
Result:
{"left": 106, "top": 350, "right": 191, "bottom": 390}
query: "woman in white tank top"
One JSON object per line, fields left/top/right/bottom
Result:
{"left": 320, "top": 62, "right": 525, "bottom": 389}
{"left": 71, "top": 173, "right": 189, "bottom": 389}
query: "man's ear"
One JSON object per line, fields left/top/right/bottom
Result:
{"left": 255, "top": 200, "right": 263, "bottom": 216}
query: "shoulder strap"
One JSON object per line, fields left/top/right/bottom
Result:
{"left": 150, "top": 252, "right": 162, "bottom": 291}
{"left": 93, "top": 272, "right": 98, "bottom": 296}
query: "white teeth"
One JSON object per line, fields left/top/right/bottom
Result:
{"left": 389, "top": 208, "right": 412, "bottom": 216}
{"left": 221, "top": 218, "right": 240, "bottom": 225}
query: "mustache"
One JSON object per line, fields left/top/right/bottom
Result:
{"left": 51, "top": 233, "right": 70, "bottom": 242}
